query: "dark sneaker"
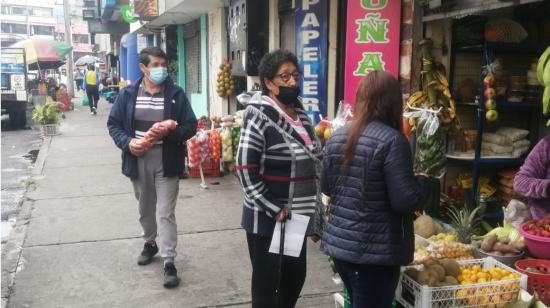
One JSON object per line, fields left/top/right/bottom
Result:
{"left": 163, "top": 263, "right": 180, "bottom": 288}
{"left": 137, "top": 242, "right": 158, "bottom": 265}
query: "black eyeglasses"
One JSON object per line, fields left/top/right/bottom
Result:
{"left": 274, "top": 72, "right": 301, "bottom": 82}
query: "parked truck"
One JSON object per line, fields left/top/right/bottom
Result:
{"left": 1, "top": 48, "right": 29, "bottom": 128}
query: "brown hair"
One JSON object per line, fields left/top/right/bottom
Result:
{"left": 341, "top": 70, "right": 403, "bottom": 174}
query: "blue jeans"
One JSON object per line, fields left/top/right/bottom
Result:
{"left": 333, "top": 259, "right": 400, "bottom": 308}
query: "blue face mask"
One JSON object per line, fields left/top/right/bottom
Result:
{"left": 148, "top": 67, "right": 168, "bottom": 85}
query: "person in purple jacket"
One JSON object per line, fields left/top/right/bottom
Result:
{"left": 513, "top": 135, "right": 550, "bottom": 219}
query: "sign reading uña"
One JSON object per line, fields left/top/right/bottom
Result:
{"left": 295, "top": 0, "right": 328, "bottom": 125}
{"left": 344, "top": 0, "right": 402, "bottom": 105}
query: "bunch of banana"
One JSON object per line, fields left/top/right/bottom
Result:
{"left": 537, "top": 46, "right": 550, "bottom": 126}
{"left": 405, "top": 39, "right": 460, "bottom": 132}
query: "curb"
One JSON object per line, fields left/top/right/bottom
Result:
{"left": 1, "top": 135, "right": 52, "bottom": 305}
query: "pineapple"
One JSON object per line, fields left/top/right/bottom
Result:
{"left": 447, "top": 205, "right": 485, "bottom": 244}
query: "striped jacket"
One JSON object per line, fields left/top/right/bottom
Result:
{"left": 236, "top": 94, "right": 323, "bottom": 237}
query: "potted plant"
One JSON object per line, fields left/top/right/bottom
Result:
{"left": 32, "top": 102, "right": 62, "bottom": 136}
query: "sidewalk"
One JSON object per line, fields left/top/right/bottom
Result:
{"left": 1, "top": 97, "right": 340, "bottom": 307}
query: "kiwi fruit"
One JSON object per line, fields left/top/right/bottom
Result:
{"left": 417, "top": 270, "right": 432, "bottom": 285}
{"left": 439, "top": 259, "right": 460, "bottom": 278}
{"left": 427, "top": 264, "right": 446, "bottom": 281}
{"left": 444, "top": 276, "right": 459, "bottom": 285}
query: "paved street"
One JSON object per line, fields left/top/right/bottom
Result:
{"left": 1, "top": 117, "right": 41, "bottom": 243}
{"left": 1, "top": 99, "right": 340, "bottom": 307}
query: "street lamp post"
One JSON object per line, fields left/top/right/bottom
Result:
{"left": 63, "top": 0, "right": 75, "bottom": 97}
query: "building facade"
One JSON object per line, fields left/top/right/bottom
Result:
{"left": 0, "top": 0, "right": 56, "bottom": 46}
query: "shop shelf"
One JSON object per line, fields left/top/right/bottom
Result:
{"left": 484, "top": 42, "right": 547, "bottom": 54}
{"left": 446, "top": 153, "right": 525, "bottom": 165}
{"left": 449, "top": 41, "right": 544, "bottom": 208}
{"left": 477, "top": 157, "right": 525, "bottom": 165}
{"left": 496, "top": 100, "right": 542, "bottom": 110}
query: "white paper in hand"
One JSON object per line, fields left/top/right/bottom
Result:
{"left": 269, "top": 213, "right": 310, "bottom": 258}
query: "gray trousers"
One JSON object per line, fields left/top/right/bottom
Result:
{"left": 132, "top": 145, "right": 179, "bottom": 260}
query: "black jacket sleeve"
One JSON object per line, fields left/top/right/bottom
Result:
{"left": 383, "top": 134, "right": 431, "bottom": 215}
{"left": 107, "top": 90, "right": 132, "bottom": 152}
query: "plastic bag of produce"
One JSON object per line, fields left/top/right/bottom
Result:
{"left": 209, "top": 124, "right": 221, "bottom": 160}
{"left": 221, "top": 127, "right": 233, "bottom": 161}
{"left": 232, "top": 127, "right": 240, "bottom": 158}
{"left": 187, "top": 136, "right": 201, "bottom": 167}
{"left": 196, "top": 130, "right": 210, "bottom": 163}
{"left": 408, "top": 109, "right": 446, "bottom": 177}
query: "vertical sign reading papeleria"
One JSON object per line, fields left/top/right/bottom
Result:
{"left": 295, "top": 0, "right": 328, "bottom": 125}
{"left": 343, "top": 0, "right": 402, "bottom": 105}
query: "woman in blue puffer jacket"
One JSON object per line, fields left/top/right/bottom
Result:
{"left": 320, "top": 70, "right": 432, "bottom": 308}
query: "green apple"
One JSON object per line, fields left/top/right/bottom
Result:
{"left": 485, "top": 109, "right": 499, "bottom": 122}
{"left": 485, "top": 99, "right": 497, "bottom": 110}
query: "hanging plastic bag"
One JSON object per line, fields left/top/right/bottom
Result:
{"left": 405, "top": 107, "right": 446, "bottom": 177}
{"left": 330, "top": 101, "right": 353, "bottom": 133}
{"left": 82, "top": 94, "right": 89, "bottom": 106}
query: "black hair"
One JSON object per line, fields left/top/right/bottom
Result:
{"left": 139, "top": 47, "right": 168, "bottom": 66}
{"left": 258, "top": 49, "right": 299, "bottom": 95}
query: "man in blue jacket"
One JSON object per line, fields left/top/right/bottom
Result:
{"left": 107, "top": 47, "right": 197, "bottom": 288}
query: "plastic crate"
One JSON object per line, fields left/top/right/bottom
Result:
{"left": 188, "top": 159, "right": 220, "bottom": 178}
{"left": 396, "top": 258, "right": 527, "bottom": 308}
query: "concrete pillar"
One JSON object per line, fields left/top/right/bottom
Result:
{"left": 207, "top": 7, "right": 227, "bottom": 116}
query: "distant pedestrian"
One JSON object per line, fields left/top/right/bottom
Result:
{"left": 236, "top": 49, "right": 323, "bottom": 308}
{"left": 83, "top": 64, "right": 99, "bottom": 115}
{"left": 107, "top": 47, "right": 197, "bottom": 288}
{"left": 320, "top": 71, "right": 432, "bottom": 308}
{"left": 74, "top": 68, "right": 84, "bottom": 91}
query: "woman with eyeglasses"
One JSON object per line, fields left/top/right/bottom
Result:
{"left": 236, "top": 49, "right": 323, "bottom": 308}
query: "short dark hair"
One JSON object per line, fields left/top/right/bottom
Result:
{"left": 258, "top": 49, "right": 299, "bottom": 95}
{"left": 139, "top": 47, "right": 168, "bottom": 66}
